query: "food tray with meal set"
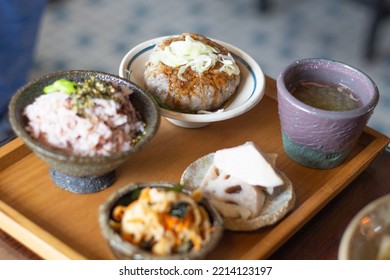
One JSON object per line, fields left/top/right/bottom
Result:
{"left": 0, "top": 76, "right": 389, "bottom": 260}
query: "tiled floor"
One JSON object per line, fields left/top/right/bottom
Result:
{"left": 31, "top": 0, "right": 390, "bottom": 136}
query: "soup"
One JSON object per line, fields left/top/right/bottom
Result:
{"left": 290, "top": 81, "right": 363, "bottom": 111}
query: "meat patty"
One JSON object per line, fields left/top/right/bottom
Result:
{"left": 144, "top": 33, "right": 241, "bottom": 113}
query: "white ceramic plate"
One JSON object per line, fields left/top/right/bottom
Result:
{"left": 119, "top": 35, "right": 265, "bottom": 128}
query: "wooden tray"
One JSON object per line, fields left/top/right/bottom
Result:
{"left": 0, "top": 77, "right": 389, "bottom": 260}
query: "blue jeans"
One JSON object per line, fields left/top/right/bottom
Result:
{"left": 0, "top": 0, "right": 46, "bottom": 140}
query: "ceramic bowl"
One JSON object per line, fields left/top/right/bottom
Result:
{"left": 338, "top": 194, "right": 390, "bottom": 259}
{"left": 99, "top": 181, "right": 224, "bottom": 259}
{"left": 8, "top": 70, "right": 160, "bottom": 193}
{"left": 119, "top": 35, "right": 265, "bottom": 128}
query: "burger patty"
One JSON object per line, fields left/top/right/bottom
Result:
{"left": 144, "top": 33, "right": 241, "bottom": 113}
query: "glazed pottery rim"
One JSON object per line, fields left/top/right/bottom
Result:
{"left": 277, "top": 58, "right": 379, "bottom": 119}
{"left": 338, "top": 193, "right": 390, "bottom": 260}
{"left": 99, "top": 181, "right": 224, "bottom": 260}
{"left": 8, "top": 70, "right": 160, "bottom": 163}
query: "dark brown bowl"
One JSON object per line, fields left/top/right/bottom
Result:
{"left": 8, "top": 70, "right": 160, "bottom": 193}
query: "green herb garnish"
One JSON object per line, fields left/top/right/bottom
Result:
{"left": 43, "top": 76, "right": 120, "bottom": 117}
{"left": 68, "top": 76, "right": 118, "bottom": 117}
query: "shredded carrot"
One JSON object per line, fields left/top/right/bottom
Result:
{"left": 176, "top": 213, "right": 193, "bottom": 231}
{"left": 163, "top": 213, "right": 180, "bottom": 230}
{"left": 125, "top": 218, "right": 144, "bottom": 224}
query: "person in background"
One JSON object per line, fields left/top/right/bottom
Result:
{"left": 0, "top": 0, "right": 47, "bottom": 141}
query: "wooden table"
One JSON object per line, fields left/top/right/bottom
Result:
{"left": 1, "top": 77, "right": 389, "bottom": 260}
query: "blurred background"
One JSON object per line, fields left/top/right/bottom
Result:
{"left": 29, "top": 0, "right": 390, "bottom": 136}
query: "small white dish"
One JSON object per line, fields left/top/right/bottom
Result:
{"left": 119, "top": 35, "right": 265, "bottom": 128}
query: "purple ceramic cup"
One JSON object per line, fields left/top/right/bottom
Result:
{"left": 277, "top": 58, "right": 379, "bottom": 169}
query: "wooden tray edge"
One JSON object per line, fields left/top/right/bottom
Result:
{"left": 0, "top": 138, "right": 32, "bottom": 172}
{"left": 0, "top": 200, "right": 86, "bottom": 260}
{"left": 0, "top": 137, "right": 85, "bottom": 259}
